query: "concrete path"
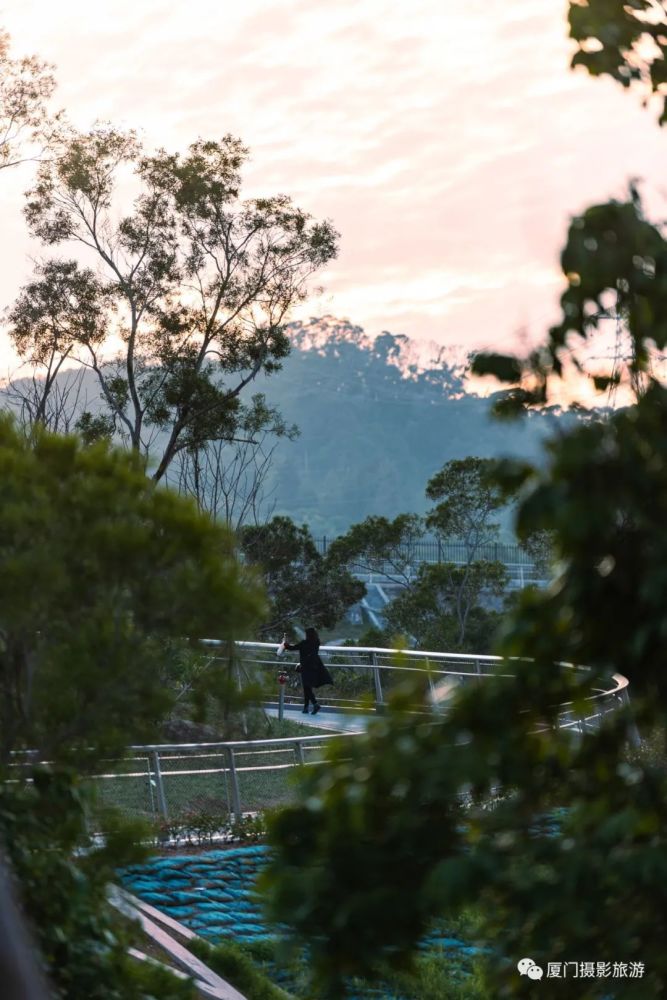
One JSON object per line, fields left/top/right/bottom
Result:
{"left": 264, "top": 702, "right": 372, "bottom": 733}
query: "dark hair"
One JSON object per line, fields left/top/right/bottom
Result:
{"left": 304, "top": 627, "right": 320, "bottom": 648}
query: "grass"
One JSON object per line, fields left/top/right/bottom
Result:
{"left": 84, "top": 712, "right": 340, "bottom": 823}
{"left": 194, "top": 932, "right": 491, "bottom": 1000}
{"left": 191, "top": 939, "right": 295, "bottom": 1000}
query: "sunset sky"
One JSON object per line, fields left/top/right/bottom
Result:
{"left": 0, "top": 0, "right": 665, "bottom": 371}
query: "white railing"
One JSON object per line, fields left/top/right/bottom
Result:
{"left": 13, "top": 644, "right": 631, "bottom": 825}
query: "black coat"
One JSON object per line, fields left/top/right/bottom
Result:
{"left": 285, "top": 640, "right": 333, "bottom": 688}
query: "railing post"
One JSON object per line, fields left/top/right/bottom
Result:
{"left": 475, "top": 659, "right": 482, "bottom": 684}
{"left": 622, "top": 689, "right": 642, "bottom": 748}
{"left": 150, "top": 750, "right": 169, "bottom": 821}
{"left": 371, "top": 651, "right": 384, "bottom": 709}
{"left": 277, "top": 673, "right": 287, "bottom": 722}
{"left": 294, "top": 740, "right": 305, "bottom": 765}
{"left": 226, "top": 747, "right": 242, "bottom": 821}
{"left": 425, "top": 658, "right": 435, "bottom": 700}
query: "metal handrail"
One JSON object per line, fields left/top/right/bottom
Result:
{"left": 12, "top": 643, "right": 630, "bottom": 827}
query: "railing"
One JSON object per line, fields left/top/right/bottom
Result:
{"left": 355, "top": 563, "right": 547, "bottom": 588}
{"left": 313, "top": 537, "right": 535, "bottom": 565}
{"left": 12, "top": 644, "right": 631, "bottom": 825}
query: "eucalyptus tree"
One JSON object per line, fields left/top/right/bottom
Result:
{"left": 9, "top": 127, "right": 337, "bottom": 478}
{"left": 326, "top": 513, "right": 425, "bottom": 588}
{"left": 240, "top": 516, "right": 365, "bottom": 638}
{"left": 329, "top": 462, "right": 510, "bottom": 650}
{"left": 0, "top": 27, "right": 58, "bottom": 170}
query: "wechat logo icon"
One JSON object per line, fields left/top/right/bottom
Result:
{"left": 518, "top": 958, "right": 544, "bottom": 981}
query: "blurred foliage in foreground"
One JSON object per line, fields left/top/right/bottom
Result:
{"left": 0, "top": 769, "right": 196, "bottom": 999}
{"left": 262, "top": 3, "right": 667, "bottom": 994}
{"left": 262, "top": 383, "right": 667, "bottom": 999}
{"left": 0, "top": 417, "right": 264, "bottom": 993}
{"left": 0, "top": 415, "right": 263, "bottom": 764}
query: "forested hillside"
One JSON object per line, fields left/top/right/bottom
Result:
{"left": 255, "top": 317, "right": 569, "bottom": 535}
{"left": 1, "top": 315, "right": 578, "bottom": 536}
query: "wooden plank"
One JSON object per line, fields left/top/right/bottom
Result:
{"left": 109, "top": 889, "right": 248, "bottom": 1000}
{"left": 128, "top": 949, "right": 232, "bottom": 999}
{"left": 120, "top": 889, "right": 197, "bottom": 941}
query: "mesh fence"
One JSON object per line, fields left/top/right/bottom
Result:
{"left": 313, "top": 536, "right": 535, "bottom": 565}
{"left": 82, "top": 735, "right": 341, "bottom": 824}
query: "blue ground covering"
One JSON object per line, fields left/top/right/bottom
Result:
{"left": 120, "top": 845, "right": 477, "bottom": 998}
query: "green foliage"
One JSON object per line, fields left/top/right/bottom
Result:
{"left": 568, "top": 0, "right": 667, "bottom": 124}
{"left": 240, "top": 515, "right": 364, "bottom": 637}
{"left": 384, "top": 562, "right": 506, "bottom": 652}
{"left": 0, "top": 768, "right": 195, "bottom": 1000}
{"left": 155, "top": 805, "right": 268, "bottom": 847}
{"left": 473, "top": 187, "right": 667, "bottom": 407}
{"left": 264, "top": 9, "right": 667, "bottom": 994}
{"left": 425, "top": 457, "right": 508, "bottom": 546}
{"left": 327, "top": 513, "right": 425, "bottom": 586}
{"left": 383, "top": 948, "right": 490, "bottom": 1000}
{"left": 0, "top": 415, "right": 263, "bottom": 762}
{"left": 518, "top": 526, "right": 554, "bottom": 576}
{"left": 260, "top": 681, "right": 471, "bottom": 995}
{"left": 263, "top": 273, "right": 667, "bottom": 995}
{"left": 330, "top": 460, "right": 512, "bottom": 650}
{"left": 191, "top": 939, "right": 294, "bottom": 1000}
{"left": 195, "top": 933, "right": 491, "bottom": 1000}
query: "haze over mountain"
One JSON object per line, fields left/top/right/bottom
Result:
{"left": 253, "top": 317, "right": 565, "bottom": 536}
{"left": 0, "top": 316, "right": 573, "bottom": 538}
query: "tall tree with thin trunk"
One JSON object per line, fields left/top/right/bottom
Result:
{"left": 9, "top": 127, "right": 337, "bottom": 479}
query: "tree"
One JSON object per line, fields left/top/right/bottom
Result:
{"left": 425, "top": 457, "right": 506, "bottom": 556}
{"left": 327, "top": 513, "right": 425, "bottom": 588}
{"left": 262, "top": 6, "right": 667, "bottom": 997}
{"left": 5, "top": 259, "right": 107, "bottom": 433}
{"left": 568, "top": 0, "right": 667, "bottom": 125}
{"left": 0, "top": 28, "right": 58, "bottom": 171}
{"left": 0, "top": 414, "right": 263, "bottom": 763}
{"left": 240, "top": 516, "right": 364, "bottom": 638}
{"left": 0, "top": 769, "right": 196, "bottom": 1000}
{"left": 329, "top": 464, "right": 511, "bottom": 649}
{"left": 8, "top": 127, "right": 337, "bottom": 479}
{"left": 263, "top": 390, "right": 667, "bottom": 999}
{"left": 171, "top": 395, "right": 298, "bottom": 530}
{"left": 384, "top": 561, "right": 507, "bottom": 653}
{"left": 519, "top": 526, "right": 554, "bottom": 577}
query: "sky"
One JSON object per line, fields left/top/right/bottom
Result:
{"left": 0, "top": 0, "right": 666, "bottom": 372}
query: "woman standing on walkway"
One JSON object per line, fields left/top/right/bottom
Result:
{"left": 283, "top": 627, "right": 332, "bottom": 714}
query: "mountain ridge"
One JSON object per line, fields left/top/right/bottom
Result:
{"left": 0, "top": 316, "right": 571, "bottom": 536}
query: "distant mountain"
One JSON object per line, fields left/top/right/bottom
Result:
{"left": 0, "top": 316, "right": 574, "bottom": 537}
{"left": 251, "top": 317, "right": 566, "bottom": 536}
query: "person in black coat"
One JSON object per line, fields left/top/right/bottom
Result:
{"left": 283, "top": 627, "right": 333, "bottom": 714}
